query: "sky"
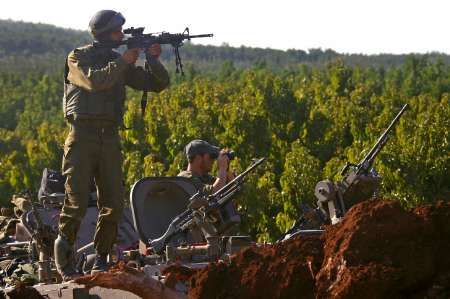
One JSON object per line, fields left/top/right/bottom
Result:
{"left": 1, "top": 0, "right": 449, "bottom": 54}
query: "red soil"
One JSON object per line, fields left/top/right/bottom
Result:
{"left": 186, "top": 200, "right": 450, "bottom": 299}
{"left": 188, "top": 235, "right": 323, "bottom": 299}
{"left": 316, "top": 199, "right": 450, "bottom": 298}
{"left": 73, "top": 199, "right": 450, "bottom": 299}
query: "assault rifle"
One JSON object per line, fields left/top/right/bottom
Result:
{"left": 97, "top": 27, "right": 213, "bottom": 75}
{"left": 315, "top": 104, "right": 408, "bottom": 224}
{"left": 150, "top": 157, "right": 266, "bottom": 254}
{"left": 96, "top": 27, "right": 212, "bottom": 115}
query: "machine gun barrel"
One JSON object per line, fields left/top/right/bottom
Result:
{"left": 341, "top": 104, "right": 408, "bottom": 176}
{"left": 359, "top": 104, "right": 408, "bottom": 172}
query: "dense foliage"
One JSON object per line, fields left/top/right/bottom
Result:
{"left": 0, "top": 56, "right": 448, "bottom": 241}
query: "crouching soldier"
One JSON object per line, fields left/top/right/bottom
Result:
{"left": 178, "top": 139, "right": 235, "bottom": 194}
{"left": 178, "top": 140, "right": 240, "bottom": 238}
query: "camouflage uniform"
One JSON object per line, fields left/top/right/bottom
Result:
{"left": 59, "top": 44, "right": 169, "bottom": 254}
{"left": 177, "top": 170, "right": 215, "bottom": 195}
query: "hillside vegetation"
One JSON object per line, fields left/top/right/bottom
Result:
{"left": 2, "top": 19, "right": 450, "bottom": 74}
{"left": 0, "top": 20, "right": 448, "bottom": 240}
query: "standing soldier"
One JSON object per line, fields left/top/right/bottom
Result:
{"left": 55, "top": 10, "right": 169, "bottom": 280}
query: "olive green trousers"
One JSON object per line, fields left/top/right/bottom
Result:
{"left": 58, "top": 121, "right": 124, "bottom": 254}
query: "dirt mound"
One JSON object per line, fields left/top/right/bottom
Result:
{"left": 162, "top": 264, "right": 198, "bottom": 290}
{"left": 183, "top": 199, "right": 450, "bottom": 299}
{"left": 188, "top": 235, "right": 324, "bottom": 299}
{"left": 316, "top": 200, "right": 450, "bottom": 298}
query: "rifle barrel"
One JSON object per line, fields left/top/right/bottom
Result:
{"left": 188, "top": 34, "right": 214, "bottom": 38}
{"left": 359, "top": 104, "right": 408, "bottom": 170}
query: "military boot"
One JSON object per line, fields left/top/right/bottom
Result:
{"left": 91, "top": 254, "right": 109, "bottom": 274}
{"left": 54, "top": 235, "right": 80, "bottom": 281}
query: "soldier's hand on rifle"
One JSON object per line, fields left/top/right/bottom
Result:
{"left": 148, "top": 43, "right": 162, "bottom": 59}
{"left": 122, "top": 48, "right": 140, "bottom": 64}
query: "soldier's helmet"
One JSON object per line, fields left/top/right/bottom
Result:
{"left": 89, "top": 10, "right": 126, "bottom": 39}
